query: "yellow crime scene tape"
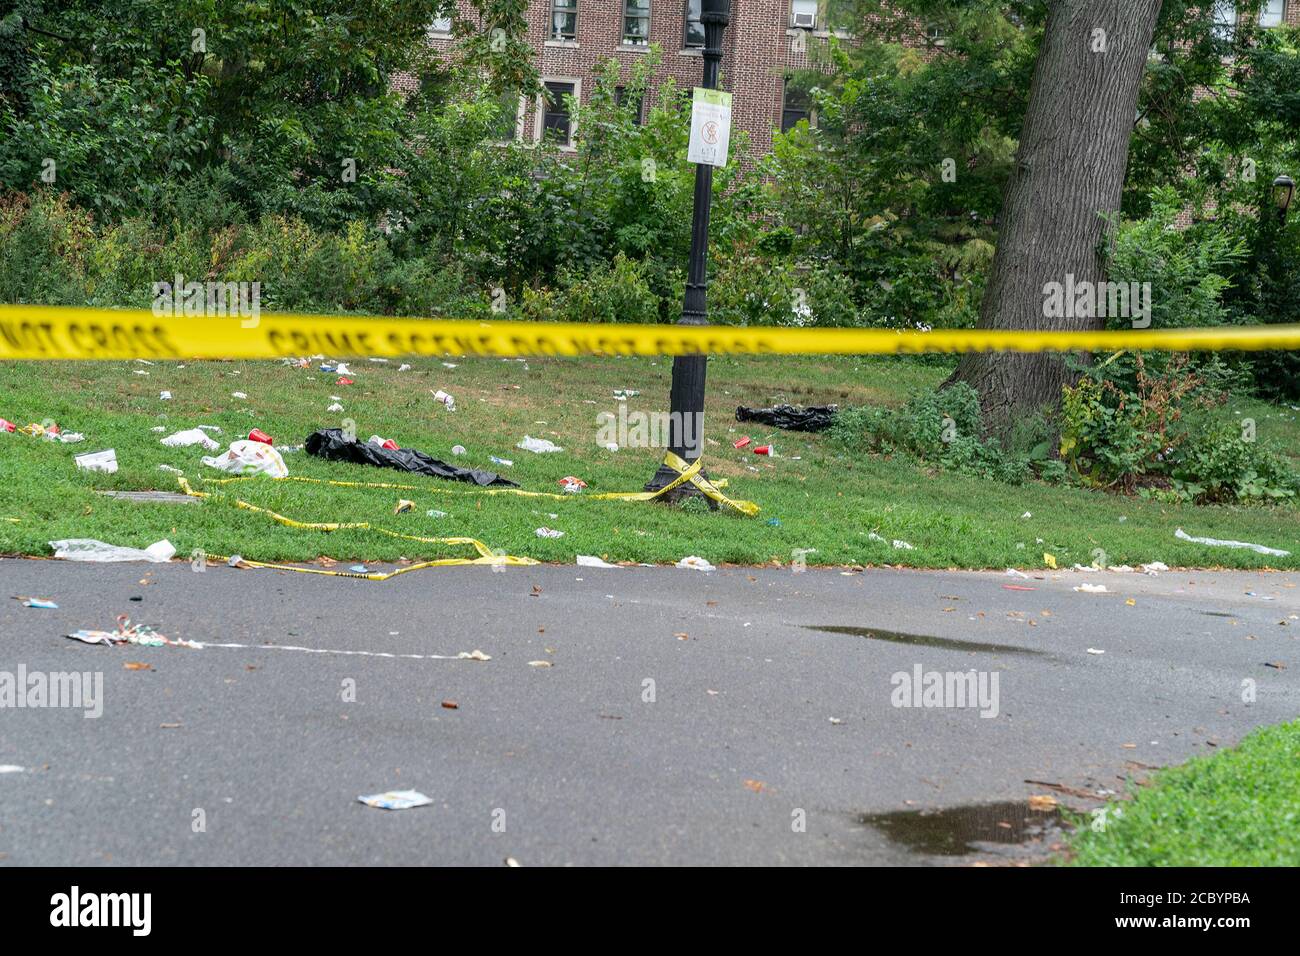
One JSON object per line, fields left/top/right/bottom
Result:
{"left": 174, "top": 449, "right": 755, "bottom": 580}
{"left": 4, "top": 304, "right": 1300, "bottom": 360}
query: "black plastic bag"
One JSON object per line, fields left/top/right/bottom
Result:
{"left": 305, "top": 429, "right": 518, "bottom": 487}
{"left": 735, "top": 404, "right": 838, "bottom": 432}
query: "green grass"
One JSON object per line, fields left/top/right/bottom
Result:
{"left": 1066, "top": 720, "right": 1300, "bottom": 866}
{"left": 1, "top": 354, "right": 1297, "bottom": 568}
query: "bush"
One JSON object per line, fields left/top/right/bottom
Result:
{"left": 831, "top": 382, "right": 1031, "bottom": 484}
{"left": 520, "top": 253, "right": 663, "bottom": 324}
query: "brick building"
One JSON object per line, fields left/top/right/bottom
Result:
{"left": 418, "top": 1, "right": 1299, "bottom": 163}
{"left": 422, "top": 1, "right": 861, "bottom": 162}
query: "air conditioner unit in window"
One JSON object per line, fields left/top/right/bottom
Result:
{"left": 792, "top": 12, "right": 816, "bottom": 29}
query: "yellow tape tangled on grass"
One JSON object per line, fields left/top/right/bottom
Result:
{"left": 177, "top": 476, "right": 539, "bottom": 579}
{"left": 4, "top": 304, "right": 1300, "bottom": 360}
{"left": 175, "top": 450, "right": 756, "bottom": 579}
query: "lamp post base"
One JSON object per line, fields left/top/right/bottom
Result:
{"left": 643, "top": 462, "right": 720, "bottom": 509}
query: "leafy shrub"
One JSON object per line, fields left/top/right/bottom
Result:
{"left": 831, "top": 382, "right": 1030, "bottom": 483}
{"left": 1169, "top": 421, "right": 1297, "bottom": 503}
{"left": 520, "top": 253, "right": 663, "bottom": 324}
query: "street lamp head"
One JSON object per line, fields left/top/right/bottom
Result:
{"left": 701, "top": 0, "right": 731, "bottom": 23}
{"left": 1273, "top": 174, "right": 1295, "bottom": 221}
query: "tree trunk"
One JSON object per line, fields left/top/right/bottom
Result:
{"left": 946, "top": 0, "right": 1162, "bottom": 437}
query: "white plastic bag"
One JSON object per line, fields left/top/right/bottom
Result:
{"left": 517, "top": 435, "right": 563, "bottom": 454}
{"left": 50, "top": 538, "right": 176, "bottom": 563}
{"left": 201, "top": 440, "right": 288, "bottom": 478}
{"left": 160, "top": 428, "right": 220, "bottom": 450}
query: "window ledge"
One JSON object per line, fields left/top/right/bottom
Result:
{"left": 545, "top": 39, "right": 579, "bottom": 49}
{"left": 620, "top": 42, "right": 651, "bottom": 52}
{"left": 679, "top": 47, "right": 703, "bottom": 56}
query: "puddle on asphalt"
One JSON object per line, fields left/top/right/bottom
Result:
{"left": 804, "top": 625, "right": 1044, "bottom": 656}
{"left": 859, "top": 801, "right": 1067, "bottom": 857}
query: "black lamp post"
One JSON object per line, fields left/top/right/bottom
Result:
{"left": 645, "top": 0, "right": 730, "bottom": 501}
{"left": 1273, "top": 174, "right": 1295, "bottom": 224}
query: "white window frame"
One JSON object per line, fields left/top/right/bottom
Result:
{"left": 549, "top": 0, "right": 578, "bottom": 41}
{"left": 623, "top": 0, "right": 651, "bottom": 46}
{"left": 535, "top": 78, "right": 581, "bottom": 151}
{"left": 1259, "top": 0, "right": 1285, "bottom": 28}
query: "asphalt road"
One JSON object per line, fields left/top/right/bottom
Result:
{"left": 1, "top": 558, "right": 1296, "bottom": 865}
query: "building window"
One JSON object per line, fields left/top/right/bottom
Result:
{"left": 490, "top": 90, "right": 521, "bottom": 142}
{"left": 1260, "top": 0, "right": 1285, "bottom": 27}
{"left": 541, "top": 81, "right": 576, "bottom": 146}
{"left": 1211, "top": 1, "right": 1238, "bottom": 40}
{"left": 780, "top": 79, "right": 812, "bottom": 133}
{"left": 429, "top": 15, "right": 452, "bottom": 36}
{"left": 615, "top": 86, "right": 644, "bottom": 125}
{"left": 551, "top": 0, "right": 577, "bottom": 41}
{"left": 624, "top": 0, "right": 651, "bottom": 45}
{"left": 684, "top": 0, "right": 704, "bottom": 48}
{"left": 790, "top": 0, "right": 817, "bottom": 29}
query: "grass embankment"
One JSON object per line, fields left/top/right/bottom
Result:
{"left": 1, "top": 354, "right": 1297, "bottom": 568}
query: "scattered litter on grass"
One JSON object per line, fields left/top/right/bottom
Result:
{"left": 451, "top": 445, "right": 466, "bottom": 456}
{"left": 1141, "top": 561, "right": 1169, "bottom": 575}
{"left": 1174, "top": 528, "right": 1290, "bottom": 557}
{"left": 51, "top": 538, "right": 175, "bottom": 563}
{"left": 357, "top": 790, "right": 432, "bottom": 811}
{"left": 327, "top": 403, "right": 344, "bottom": 412}
{"left": 398, "top": 364, "right": 411, "bottom": 372}
{"left": 426, "top": 509, "right": 448, "bottom": 519}
{"left": 892, "top": 540, "right": 914, "bottom": 550}
{"left": 753, "top": 444, "right": 774, "bottom": 456}
{"left": 489, "top": 456, "right": 513, "bottom": 467}
{"left": 201, "top": 440, "right": 288, "bottom": 478}
{"left": 1043, "top": 553, "right": 1057, "bottom": 569}
{"left": 535, "top": 527, "right": 565, "bottom": 538}
{"left": 248, "top": 428, "right": 273, "bottom": 445}
{"left": 393, "top": 499, "right": 415, "bottom": 514}
{"left": 517, "top": 435, "right": 562, "bottom": 454}
{"left": 231, "top": 391, "right": 247, "bottom": 399}
{"left": 74, "top": 449, "right": 118, "bottom": 474}
{"left": 432, "top": 389, "right": 456, "bottom": 411}
{"left": 1021, "top": 511, "right": 1032, "bottom": 519}
{"left": 161, "top": 428, "right": 220, "bottom": 450}
{"left": 677, "top": 555, "right": 715, "bottom": 571}
{"left": 733, "top": 436, "right": 752, "bottom": 449}
{"left": 336, "top": 377, "right": 354, "bottom": 386}
{"left": 577, "top": 555, "right": 620, "bottom": 569}
{"left": 558, "top": 476, "right": 587, "bottom": 493}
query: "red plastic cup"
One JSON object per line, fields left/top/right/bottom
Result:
{"left": 381, "top": 439, "right": 398, "bottom": 450}
{"left": 753, "top": 445, "right": 773, "bottom": 456}
{"left": 733, "top": 436, "right": 752, "bottom": 449}
{"left": 248, "top": 428, "right": 273, "bottom": 445}
{"left": 0, "top": 418, "right": 14, "bottom": 432}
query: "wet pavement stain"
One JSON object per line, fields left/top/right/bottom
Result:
{"left": 805, "top": 625, "right": 1045, "bottom": 656}
{"left": 860, "top": 801, "right": 1066, "bottom": 857}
